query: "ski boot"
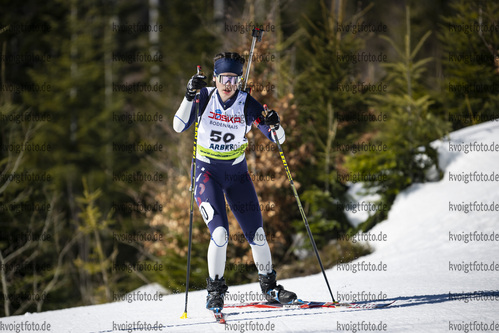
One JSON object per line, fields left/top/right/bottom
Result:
{"left": 206, "top": 275, "right": 228, "bottom": 310}
{"left": 259, "top": 270, "right": 297, "bottom": 304}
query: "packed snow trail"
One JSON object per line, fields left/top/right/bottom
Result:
{"left": 1, "top": 120, "right": 498, "bottom": 332}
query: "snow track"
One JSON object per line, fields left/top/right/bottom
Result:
{"left": 2, "top": 120, "right": 499, "bottom": 332}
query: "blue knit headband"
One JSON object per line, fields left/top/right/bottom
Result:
{"left": 214, "top": 57, "right": 243, "bottom": 76}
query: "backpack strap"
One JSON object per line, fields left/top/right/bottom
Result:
{"left": 244, "top": 93, "right": 249, "bottom": 125}
{"left": 199, "top": 87, "right": 217, "bottom": 117}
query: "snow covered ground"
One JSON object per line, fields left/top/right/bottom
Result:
{"left": 2, "top": 120, "right": 499, "bottom": 332}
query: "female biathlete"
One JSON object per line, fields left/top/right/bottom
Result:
{"left": 173, "top": 52, "right": 297, "bottom": 311}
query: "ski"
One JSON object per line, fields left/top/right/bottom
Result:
{"left": 224, "top": 299, "right": 395, "bottom": 310}
{"left": 212, "top": 308, "right": 226, "bottom": 324}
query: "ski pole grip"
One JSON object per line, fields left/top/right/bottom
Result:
{"left": 252, "top": 28, "right": 263, "bottom": 42}
{"left": 195, "top": 65, "right": 203, "bottom": 102}
{"left": 263, "top": 104, "right": 269, "bottom": 117}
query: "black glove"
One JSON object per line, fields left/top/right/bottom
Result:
{"left": 185, "top": 74, "right": 207, "bottom": 101}
{"left": 264, "top": 110, "right": 280, "bottom": 130}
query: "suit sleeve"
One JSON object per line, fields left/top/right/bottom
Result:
{"left": 172, "top": 87, "right": 210, "bottom": 132}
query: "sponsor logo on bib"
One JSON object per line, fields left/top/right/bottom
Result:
{"left": 208, "top": 109, "right": 243, "bottom": 124}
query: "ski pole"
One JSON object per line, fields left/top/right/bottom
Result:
{"left": 242, "top": 28, "right": 263, "bottom": 93}
{"left": 181, "top": 65, "right": 202, "bottom": 319}
{"left": 263, "top": 104, "right": 336, "bottom": 303}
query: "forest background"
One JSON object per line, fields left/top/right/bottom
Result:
{"left": 1, "top": 0, "right": 498, "bottom": 317}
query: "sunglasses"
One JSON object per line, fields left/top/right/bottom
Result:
{"left": 216, "top": 74, "right": 242, "bottom": 85}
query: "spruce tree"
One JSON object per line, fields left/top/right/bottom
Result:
{"left": 345, "top": 6, "right": 450, "bottom": 231}
{"left": 293, "top": 1, "right": 374, "bottom": 244}
{"left": 439, "top": 0, "right": 499, "bottom": 129}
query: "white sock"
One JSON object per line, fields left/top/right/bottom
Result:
{"left": 207, "top": 226, "right": 228, "bottom": 279}
{"left": 250, "top": 227, "right": 273, "bottom": 275}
